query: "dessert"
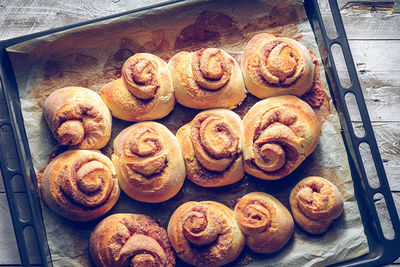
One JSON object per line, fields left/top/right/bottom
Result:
{"left": 39, "top": 150, "right": 119, "bottom": 221}
{"left": 290, "top": 176, "right": 344, "bottom": 234}
{"left": 242, "top": 95, "right": 321, "bottom": 180}
{"left": 100, "top": 53, "right": 175, "bottom": 121}
{"left": 112, "top": 121, "right": 186, "bottom": 203}
{"left": 241, "top": 33, "right": 314, "bottom": 99}
{"left": 176, "top": 109, "right": 244, "bottom": 187}
{"left": 90, "top": 213, "right": 175, "bottom": 267}
{"left": 168, "top": 201, "right": 245, "bottom": 267}
{"left": 234, "top": 192, "right": 294, "bottom": 253}
{"left": 168, "top": 48, "right": 246, "bottom": 109}
{"left": 43, "top": 86, "right": 112, "bottom": 149}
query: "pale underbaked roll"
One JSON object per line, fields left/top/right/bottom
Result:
{"left": 176, "top": 109, "right": 244, "bottom": 187}
{"left": 168, "top": 201, "right": 245, "bottom": 267}
{"left": 234, "top": 192, "right": 294, "bottom": 254}
{"left": 241, "top": 33, "right": 315, "bottom": 99}
{"left": 90, "top": 213, "right": 175, "bottom": 267}
{"left": 39, "top": 150, "right": 119, "bottom": 221}
{"left": 168, "top": 48, "right": 246, "bottom": 109}
{"left": 100, "top": 53, "right": 174, "bottom": 121}
{"left": 242, "top": 95, "right": 321, "bottom": 180}
{"left": 112, "top": 121, "right": 186, "bottom": 203}
{"left": 290, "top": 176, "right": 344, "bottom": 234}
{"left": 43, "top": 87, "right": 112, "bottom": 149}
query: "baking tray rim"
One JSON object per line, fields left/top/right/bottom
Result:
{"left": 0, "top": 0, "right": 399, "bottom": 266}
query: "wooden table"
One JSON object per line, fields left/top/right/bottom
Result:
{"left": 0, "top": 0, "right": 399, "bottom": 265}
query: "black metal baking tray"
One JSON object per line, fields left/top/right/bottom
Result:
{"left": 0, "top": 0, "right": 399, "bottom": 266}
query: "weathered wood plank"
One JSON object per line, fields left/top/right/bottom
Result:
{"left": 338, "top": 71, "right": 400, "bottom": 122}
{"left": 318, "top": 0, "right": 400, "bottom": 40}
{"left": 332, "top": 40, "right": 400, "bottom": 73}
{"left": 0, "top": 193, "right": 20, "bottom": 265}
{"left": 0, "top": 0, "right": 165, "bottom": 41}
{"left": 353, "top": 122, "right": 400, "bottom": 191}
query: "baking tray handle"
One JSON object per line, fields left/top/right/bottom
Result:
{"left": 0, "top": 47, "right": 52, "bottom": 266}
{"left": 305, "top": 0, "right": 400, "bottom": 265}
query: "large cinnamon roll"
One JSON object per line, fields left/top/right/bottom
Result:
{"left": 234, "top": 192, "right": 294, "bottom": 254}
{"left": 100, "top": 53, "right": 175, "bottom": 121}
{"left": 112, "top": 121, "right": 186, "bottom": 203}
{"left": 241, "top": 33, "right": 315, "bottom": 99}
{"left": 176, "top": 109, "right": 244, "bottom": 187}
{"left": 290, "top": 176, "right": 344, "bottom": 234}
{"left": 168, "top": 201, "right": 245, "bottom": 267}
{"left": 168, "top": 48, "right": 246, "bottom": 109}
{"left": 43, "top": 87, "right": 112, "bottom": 149}
{"left": 90, "top": 213, "right": 175, "bottom": 267}
{"left": 242, "top": 95, "right": 321, "bottom": 180}
{"left": 39, "top": 150, "right": 119, "bottom": 221}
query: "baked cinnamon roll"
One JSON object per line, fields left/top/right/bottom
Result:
{"left": 100, "top": 53, "right": 174, "bottom": 121}
{"left": 176, "top": 109, "right": 244, "bottom": 187}
{"left": 290, "top": 176, "right": 344, "bottom": 234}
{"left": 234, "top": 192, "right": 294, "bottom": 253}
{"left": 168, "top": 48, "right": 246, "bottom": 109}
{"left": 112, "top": 121, "right": 186, "bottom": 203}
{"left": 241, "top": 33, "right": 315, "bottom": 99}
{"left": 43, "top": 87, "right": 112, "bottom": 149}
{"left": 39, "top": 150, "right": 119, "bottom": 221}
{"left": 168, "top": 201, "right": 245, "bottom": 267}
{"left": 90, "top": 213, "right": 175, "bottom": 267}
{"left": 242, "top": 95, "right": 321, "bottom": 180}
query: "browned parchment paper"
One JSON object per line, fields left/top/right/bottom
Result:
{"left": 7, "top": 0, "right": 369, "bottom": 266}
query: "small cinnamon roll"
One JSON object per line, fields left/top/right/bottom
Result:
{"left": 112, "top": 121, "right": 186, "bottom": 203}
{"left": 242, "top": 95, "right": 321, "bottom": 180}
{"left": 168, "top": 201, "right": 245, "bottom": 267}
{"left": 290, "top": 176, "right": 344, "bottom": 234}
{"left": 90, "top": 213, "right": 175, "bottom": 267}
{"left": 43, "top": 87, "right": 112, "bottom": 149}
{"left": 234, "top": 192, "right": 294, "bottom": 253}
{"left": 241, "top": 33, "right": 315, "bottom": 99}
{"left": 176, "top": 109, "right": 244, "bottom": 187}
{"left": 39, "top": 150, "right": 119, "bottom": 221}
{"left": 168, "top": 48, "right": 246, "bottom": 109}
{"left": 100, "top": 53, "right": 175, "bottom": 121}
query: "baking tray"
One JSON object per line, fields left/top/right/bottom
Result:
{"left": 0, "top": 0, "right": 399, "bottom": 266}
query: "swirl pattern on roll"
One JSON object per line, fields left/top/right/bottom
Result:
{"left": 100, "top": 53, "right": 174, "bottom": 121}
{"left": 90, "top": 213, "right": 175, "bottom": 267}
{"left": 39, "top": 150, "right": 119, "bottom": 221}
{"left": 43, "top": 87, "right": 112, "bottom": 149}
{"left": 234, "top": 192, "right": 294, "bottom": 253}
{"left": 176, "top": 109, "right": 244, "bottom": 187}
{"left": 241, "top": 33, "right": 315, "bottom": 99}
{"left": 112, "top": 121, "right": 186, "bottom": 203}
{"left": 290, "top": 176, "right": 344, "bottom": 234}
{"left": 242, "top": 95, "right": 320, "bottom": 180}
{"left": 168, "top": 201, "right": 245, "bottom": 267}
{"left": 168, "top": 48, "right": 246, "bottom": 109}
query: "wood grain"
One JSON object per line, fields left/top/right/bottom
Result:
{"left": 319, "top": 0, "right": 400, "bottom": 40}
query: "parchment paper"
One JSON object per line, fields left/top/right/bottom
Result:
{"left": 7, "top": 0, "right": 369, "bottom": 266}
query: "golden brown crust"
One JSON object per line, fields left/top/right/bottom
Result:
{"left": 112, "top": 121, "right": 186, "bottom": 203}
{"left": 167, "top": 201, "right": 245, "bottom": 267}
{"left": 289, "top": 176, "right": 344, "bottom": 234}
{"left": 176, "top": 109, "right": 244, "bottom": 187}
{"left": 242, "top": 95, "right": 321, "bottom": 180}
{"left": 234, "top": 192, "right": 294, "bottom": 253}
{"left": 168, "top": 48, "right": 246, "bottom": 109}
{"left": 43, "top": 87, "right": 112, "bottom": 149}
{"left": 90, "top": 213, "right": 175, "bottom": 267}
{"left": 241, "top": 33, "right": 314, "bottom": 99}
{"left": 39, "top": 150, "right": 119, "bottom": 221}
{"left": 100, "top": 53, "right": 175, "bottom": 121}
